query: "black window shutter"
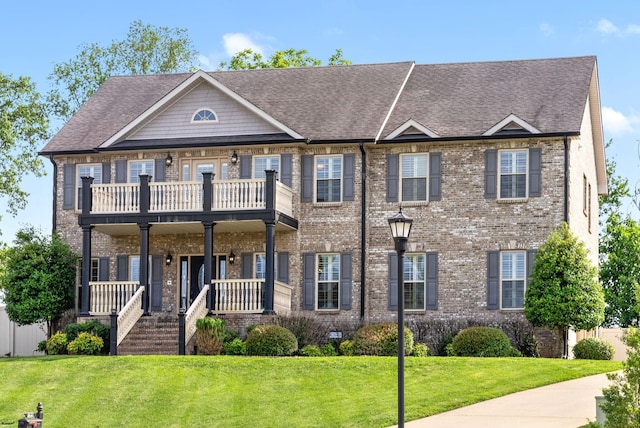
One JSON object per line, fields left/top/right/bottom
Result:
{"left": 301, "top": 155, "right": 314, "bottom": 203}
{"left": 340, "top": 252, "right": 352, "bottom": 310}
{"left": 529, "top": 148, "right": 542, "bottom": 197}
{"left": 98, "top": 257, "right": 110, "bottom": 281}
{"left": 343, "top": 153, "right": 355, "bottom": 201}
{"left": 485, "top": 150, "right": 497, "bottom": 199}
{"left": 151, "top": 255, "right": 163, "bottom": 311}
{"left": 102, "top": 162, "right": 111, "bottom": 184}
{"left": 386, "top": 154, "right": 399, "bottom": 202}
{"left": 302, "top": 253, "right": 315, "bottom": 310}
{"left": 426, "top": 252, "right": 438, "bottom": 310}
{"left": 280, "top": 154, "right": 293, "bottom": 187}
{"left": 526, "top": 249, "right": 537, "bottom": 283}
{"left": 277, "top": 252, "right": 289, "bottom": 284}
{"left": 115, "top": 160, "right": 127, "bottom": 183}
{"left": 154, "top": 158, "right": 165, "bottom": 182}
{"left": 487, "top": 251, "right": 500, "bottom": 310}
{"left": 63, "top": 164, "right": 76, "bottom": 210}
{"left": 116, "top": 255, "right": 129, "bottom": 281}
{"left": 429, "top": 152, "right": 442, "bottom": 201}
{"left": 388, "top": 252, "right": 398, "bottom": 310}
{"left": 241, "top": 253, "right": 253, "bottom": 279}
{"left": 240, "top": 155, "right": 252, "bottom": 179}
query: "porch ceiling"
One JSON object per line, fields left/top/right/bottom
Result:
{"left": 93, "top": 219, "right": 295, "bottom": 236}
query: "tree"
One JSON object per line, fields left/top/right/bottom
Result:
{"left": 219, "top": 48, "right": 350, "bottom": 70}
{"left": 524, "top": 223, "right": 605, "bottom": 355}
{"left": 599, "top": 140, "right": 631, "bottom": 227}
{"left": 0, "top": 73, "right": 49, "bottom": 223}
{"left": 47, "top": 20, "right": 199, "bottom": 121}
{"left": 0, "top": 227, "right": 77, "bottom": 338}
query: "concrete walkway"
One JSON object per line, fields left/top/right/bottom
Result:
{"left": 390, "top": 373, "right": 613, "bottom": 428}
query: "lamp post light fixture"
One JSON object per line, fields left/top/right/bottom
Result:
{"left": 388, "top": 207, "right": 413, "bottom": 428}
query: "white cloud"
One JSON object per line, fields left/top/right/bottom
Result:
{"left": 627, "top": 24, "right": 640, "bottom": 34}
{"left": 539, "top": 23, "right": 554, "bottom": 37}
{"left": 222, "top": 33, "right": 266, "bottom": 56}
{"left": 597, "top": 19, "right": 620, "bottom": 35}
{"left": 602, "top": 106, "right": 640, "bottom": 135}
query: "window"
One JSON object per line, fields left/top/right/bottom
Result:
{"left": 129, "top": 161, "right": 154, "bottom": 183}
{"left": 583, "top": 174, "right": 588, "bottom": 215}
{"left": 192, "top": 109, "right": 217, "bottom": 122}
{"left": 404, "top": 254, "right": 425, "bottom": 310}
{"left": 401, "top": 154, "right": 428, "bottom": 202}
{"left": 499, "top": 150, "right": 527, "bottom": 198}
{"left": 317, "top": 254, "right": 340, "bottom": 309}
{"left": 77, "top": 164, "right": 102, "bottom": 209}
{"left": 254, "top": 156, "right": 280, "bottom": 179}
{"left": 316, "top": 156, "right": 342, "bottom": 202}
{"left": 129, "top": 256, "right": 152, "bottom": 283}
{"left": 501, "top": 251, "right": 526, "bottom": 309}
{"left": 588, "top": 183, "right": 592, "bottom": 233}
{"left": 255, "top": 253, "right": 278, "bottom": 279}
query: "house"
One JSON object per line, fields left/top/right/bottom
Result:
{"left": 39, "top": 56, "right": 606, "bottom": 355}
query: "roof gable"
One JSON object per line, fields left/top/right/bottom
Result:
{"left": 385, "top": 119, "right": 440, "bottom": 139}
{"left": 482, "top": 113, "right": 541, "bottom": 136}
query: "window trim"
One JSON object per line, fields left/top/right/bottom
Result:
{"left": 191, "top": 108, "right": 218, "bottom": 123}
{"left": 254, "top": 155, "right": 280, "bottom": 179}
{"left": 314, "top": 155, "right": 343, "bottom": 203}
{"left": 399, "top": 153, "right": 429, "bottom": 203}
{"left": 404, "top": 253, "right": 426, "bottom": 311}
{"left": 76, "top": 163, "right": 103, "bottom": 210}
{"left": 254, "top": 253, "right": 278, "bottom": 280}
{"left": 316, "top": 253, "right": 340, "bottom": 310}
{"left": 500, "top": 250, "right": 526, "bottom": 310}
{"left": 128, "top": 160, "right": 155, "bottom": 183}
{"left": 497, "top": 149, "right": 529, "bottom": 200}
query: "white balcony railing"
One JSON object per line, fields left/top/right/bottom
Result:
{"left": 89, "top": 281, "right": 139, "bottom": 315}
{"left": 210, "top": 279, "right": 265, "bottom": 313}
{"left": 89, "top": 179, "right": 293, "bottom": 216}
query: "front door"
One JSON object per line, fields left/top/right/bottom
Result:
{"left": 179, "top": 255, "right": 227, "bottom": 310}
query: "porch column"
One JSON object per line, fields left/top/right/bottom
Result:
{"left": 203, "top": 220, "right": 214, "bottom": 313}
{"left": 139, "top": 174, "right": 150, "bottom": 214}
{"left": 79, "top": 225, "right": 93, "bottom": 316}
{"left": 139, "top": 222, "right": 151, "bottom": 315}
{"left": 265, "top": 170, "right": 277, "bottom": 211}
{"left": 202, "top": 172, "right": 213, "bottom": 212}
{"left": 80, "top": 176, "right": 94, "bottom": 215}
{"left": 264, "top": 219, "right": 276, "bottom": 314}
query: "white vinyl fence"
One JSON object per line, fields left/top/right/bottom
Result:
{"left": 0, "top": 306, "right": 46, "bottom": 357}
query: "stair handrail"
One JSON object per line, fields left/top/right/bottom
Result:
{"left": 184, "top": 284, "right": 210, "bottom": 345}
{"left": 117, "top": 285, "right": 145, "bottom": 346}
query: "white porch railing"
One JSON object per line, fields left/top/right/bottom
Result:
{"left": 274, "top": 280, "right": 293, "bottom": 315}
{"left": 184, "top": 284, "right": 210, "bottom": 346}
{"left": 89, "top": 281, "right": 139, "bottom": 315}
{"left": 90, "top": 179, "right": 293, "bottom": 216}
{"left": 210, "top": 279, "right": 264, "bottom": 313}
{"left": 117, "top": 286, "right": 144, "bottom": 346}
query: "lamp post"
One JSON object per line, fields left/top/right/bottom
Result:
{"left": 388, "top": 208, "right": 412, "bottom": 428}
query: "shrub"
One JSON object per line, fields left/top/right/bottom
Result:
{"left": 245, "top": 325, "right": 298, "bottom": 356}
{"left": 353, "top": 323, "right": 414, "bottom": 356}
{"left": 273, "top": 315, "right": 328, "bottom": 348}
{"left": 67, "top": 332, "right": 104, "bottom": 355}
{"left": 322, "top": 344, "right": 337, "bottom": 356}
{"left": 46, "top": 332, "right": 68, "bottom": 355}
{"left": 339, "top": 340, "right": 355, "bottom": 356}
{"left": 195, "top": 317, "right": 226, "bottom": 355}
{"left": 65, "top": 320, "right": 110, "bottom": 354}
{"left": 450, "top": 326, "right": 521, "bottom": 357}
{"left": 573, "top": 337, "right": 614, "bottom": 360}
{"left": 299, "top": 345, "right": 323, "bottom": 357}
{"left": 412, "top": 343, "right": 432, "bottom": 357}
{"left": 223, "top": 338, "right": 247, "bottom": 356}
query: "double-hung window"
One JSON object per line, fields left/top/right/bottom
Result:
{"left": 77, "top": 164, "right": 102, "bottom": 209}
{"left": 401, "top": 154, "right": 428, "bottom": 202}
{"left": 316, "top": 156, "right": 342, "bottom": 202}
{"left": 255, "top": 253, "right": 278, "bottom": 280}
{"left": 317, "top": 254, "right": 340, "bottom": 309}
{"left": 254, "top": 156, "right": 279, "bottom": 179}
{"left": 129, "top": 161, "right": 154, "bottom": 183}
{"left": 501, "top": 251, "right": 526, "bottom": 309}
{"left": 129, "top": 256, "right": 152, "bottom": 283}
{"left": 404, "top": 253, "right": 426, "bottom": 310}
{"left": 499, "top": 150, "right": 527, "bottom": 198}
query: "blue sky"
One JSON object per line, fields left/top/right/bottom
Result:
{"left": 1, "top": 0, "right": 639, "bottom": 243}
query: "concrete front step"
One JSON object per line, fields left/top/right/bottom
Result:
{"left": 117, "top": 316, "right": 180, "bottom": 355}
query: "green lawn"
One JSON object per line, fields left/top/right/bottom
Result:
{"left": 0, "top": 356, "right": 620, "bottom": 427}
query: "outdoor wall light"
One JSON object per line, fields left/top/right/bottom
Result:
{"left": 165, "top": 252, "right": 173, "bottom": 266}
{"left": 230, "top": 150, "right": 238, "bottom": 165}
{"left": 229, "top": 251, "right": 236, "bottom": 265}
{"left": 165, "top": 153, "right": 173, "bottom": 167}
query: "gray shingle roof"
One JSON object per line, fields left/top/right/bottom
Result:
{"left": 40, "top": 56, "right": 597, "bottom": 154}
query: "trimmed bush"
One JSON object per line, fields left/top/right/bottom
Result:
{"left": 450, "top": 326, "right": 521, "bottom": 357}
{"left": 573, "top": 337, "right": 614, "bottom": 360}
{"left": 223, "top": 338, "right": 247, "bottom": 356}
{"left": 245, "top": 325, "right": 298, "bottom": 356}
{"left": 322, "top": 344, "right": 337, "bottom": 356}
{"left": 299, "top": 345, "right": 323, "bottom": 357}
{"left": 46, "top": 332, "right": 68, "bottom": 355}
{"left": 339, "top": 340, "right": 355, "bottom": 356}
{"left": 353, "top": 323, "right": 414, "bottom": 356}
{"left": 196, "top": 317, "right": 226, "bottom": 355}
{"left": 67, "top": 332, "right": 104, "bottom": 355}
{"left": 412, "top": 343, "right": 432, "bottom": 357}
{"left": 65, "top": 320, "right": 110, "bottom": 354}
